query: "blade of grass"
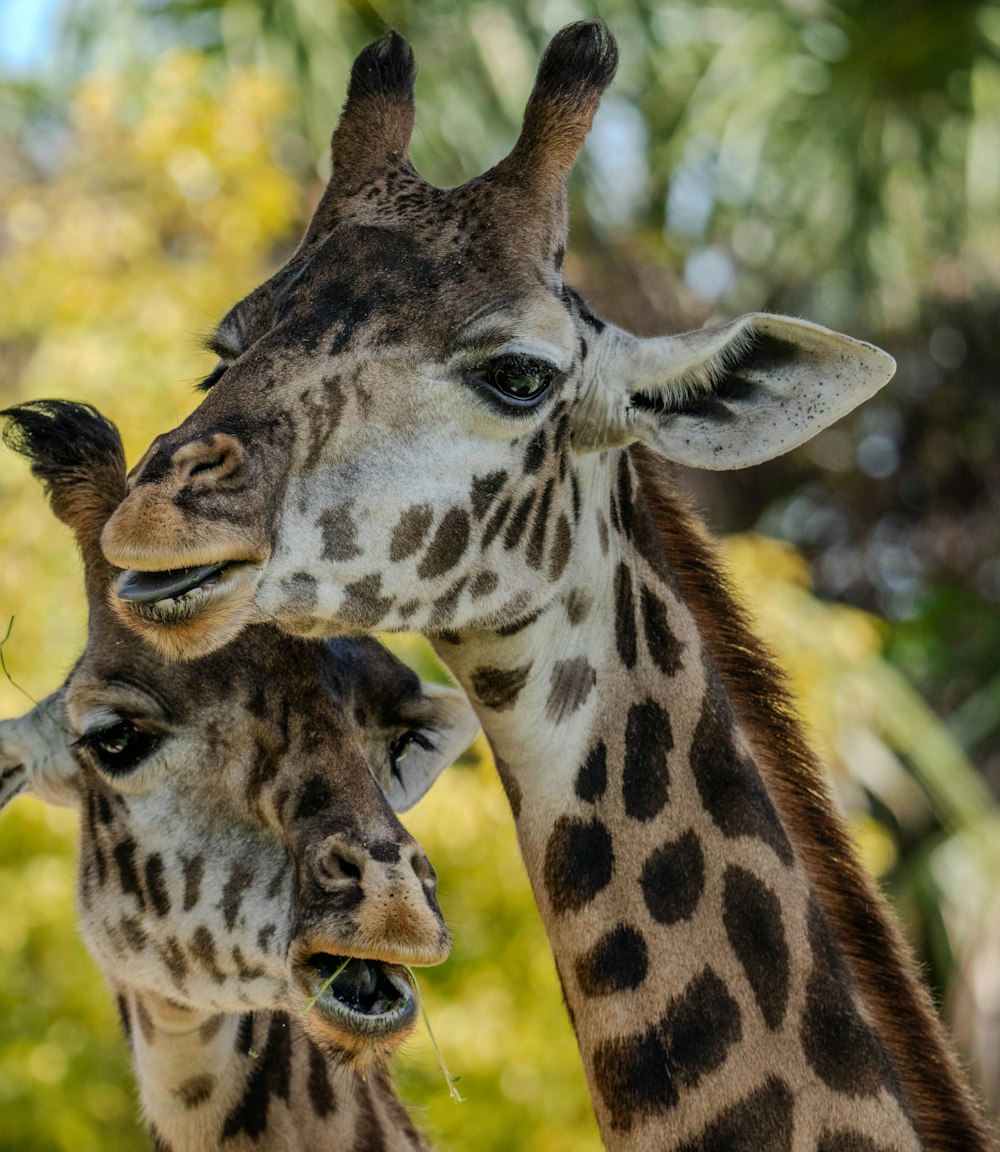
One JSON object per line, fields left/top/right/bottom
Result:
{"left": 302, "top": 957, "right": 351, "bottom": 1014}
{"left": 406, "top": 966, "right": 464, "bottom": 1103}
{"left": 0, "top": 616, "right": 70, "bottom": 734}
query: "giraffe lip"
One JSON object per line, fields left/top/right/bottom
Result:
{"left": 304, "top": 954, "right": 416, "bottom": 1034}
{"left": 117, "top": 562, "right": 231, "bottom": 604}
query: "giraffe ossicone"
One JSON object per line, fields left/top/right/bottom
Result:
{"left": 97, "top": 21, "right": 995, "bottom": 1152}
{"left": 1, "top": 399, "right": 479, "bottom": 1150}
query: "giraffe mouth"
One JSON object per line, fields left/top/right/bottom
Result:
{"left": 302, "top": 954, "right": 416, "bottom": 1037}
{"left": 115, "top": 561, "right": 242, "bottom": 618}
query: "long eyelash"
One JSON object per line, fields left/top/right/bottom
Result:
{"left": 197, "top": 362, "right": 228, "bottom": 393}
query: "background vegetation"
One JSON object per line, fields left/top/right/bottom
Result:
{"left": 0, "top": 0, "right": 998, "bottom": 1147}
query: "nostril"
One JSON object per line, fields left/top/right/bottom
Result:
{"left": 312, "top": 836, "right": 366, "bottom": 889}
{"left": 407, "top": 844, "right": 437, "bottom": 889}
{"left": 175, "top": 434, "right": 245, "bottom": 487}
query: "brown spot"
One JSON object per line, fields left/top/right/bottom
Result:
{"left": 199, "top": 1014, "right": 225, "bottom": 1044}
{"left": 470, "top": 471, "right": 508, "bottom": 519}
{"left": 546, "top": 656, "right": 596, "bottom": 723}
{"left": 549, "top": 512, "right": 573, "bottom": 580}
{"left": 471, "top": 664, "right": 531, "bottom": 711}
{"left": 526, "top": 478, "right": 554, "bottom": 568}
{"left": 135, "top": 997, "right": 155, "bottom": 1045}
{"left": 495, "top": 757, "right": 522, "bottom": 819}
{"left": 190, "top": 926, "right": 226, "bottom": 984}
{"left": 389, "top": 503, "right": 433, "bottom": 562}
{"left": 219, "top": 862, "right": 254, "bottom": 931}
{"left": 342, "top": 573, "right": 395, "bottom": 627}
{"left": 180, "top": 856, "right": 203, "bottom": 910}
{"left": 319, "top": 500, "right": 362, "bottom": 561}
{"left": 158, "top": 935, "right": 190, "bottom": 990}
{"left": 175, "top": 1073, "right": 215, "bottom": 1108}
{"left": 504, "top": 491, "right": 536, "bottom": 550}
{"left": 417, "top": 507, "right": 470, "bottom": 579}
{"left": 563, "top": 587, "right": 591, "bottom": 624}
{"left": 471, "top": 570, "right": 499, "bottom": 598}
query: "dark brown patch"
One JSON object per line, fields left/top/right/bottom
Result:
{"left": 341, "top": 573, "right": 395, "bottom": 627}
{"left": 222, "top": 1012, "right": 292, "bottom": 1140}
{"left": 614, "top": 562, "right": 637, "bottom": 669}
{"left": 543, "top": 815, "right": 613, "bottom": 914}
{"left": 526, "top": 478, "right": 554, "bottom": 569}
{"left": 112, "top": 837, "right": 145, "bottom": 909}
{"left": 319, "top": 500, "right": 362, "bottom": 561}
{"left": 817, "top": 1133, "right": 892, "bottom": 1152}
{"left": 575, "top": 924, "right": 648, "bottom": 996}
{"left": 575, "top": 741, "right": 607, "bottom": 803}
{"left": 470, "top": 570, "right": 499, "bottom": 598}
{"left": 523, "top": 426, "right": 548, "bottom": 473}
{"left": 640, "top": 828, "right": 704, "bottom": 925}
{"left": 219, "top": 862, "right": 254, "bottom": 932}
{"left": 504, "top": 491, "right": 536, "bottom": 550}
{"left": 417, "top": 507, "right": 470, "bottom": 579}
{"left": 592, "top": 966, "right": 742, "bottom": 1131}
{"left": 548, "top": 512, "right": 573, "bottom": 580}
{"left": 199, "top": 1014, "right": 224, "bottom": 1044}
{"left": 190, "top": 926, "right": 226, "bottom": 984}
{"left": 389, "top": 503, "right": 433, "bottom": 562}
{"left": 470, "top": 470, "right": 508, "bottom": 519}
{"left": 622, "top": 698, "right": 672, "bottom": 821}
{"left": 306, "top": 1037, "right": 336, "bottom": 1117}
{"left": 675, "top": 1075, "right": 794, "bottom": 1152}
{"left": 563, "top": 587, "right": 591, "bottom": 624}
{"left": 175, "top": 1073, "right": 215, "bottom": 1108}
{"left": 689, "top": 683, "right": 793, "bottom": 865}
{"left": 546, "top": 656, "right": 596, "bottom": 723}
{"left": 641, "top": 584, "right": 684, "bottom": 675}
{"left": 494, "top": 756, "right": 522, "bottom": 819}
{"left": 482, "top": 496, "right": 513, "bottom": 548}
{"left": 158, "top": 935, "right": 190, "bottom": 989}
{"left": 801, "top": 900, "right": 900, "bottom": 1099}
{"left": 471, "top": 663, "right": 531, "bottom": 711}
{"left": 723, "top": 865, "right": 790, "bottom": 1031}
{"left": 144, "top": 853, "right": 170, "bottom": 917}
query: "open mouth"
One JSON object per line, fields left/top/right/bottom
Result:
{"left": 303, "top": 953, "right": 416, "bottom": 1037}
{"left": 115, "top": 561, "right": 240, "bottom": 622}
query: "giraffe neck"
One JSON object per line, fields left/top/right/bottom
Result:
{"left": 116, "top": 987, "right": 425, "bottom": 1152}
{"left": 434, "top": 447, "right": 984, "bottom": 1152}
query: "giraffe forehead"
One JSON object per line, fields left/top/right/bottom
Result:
{"left": 218, "top": 218, "right": 575, "bottom": 369}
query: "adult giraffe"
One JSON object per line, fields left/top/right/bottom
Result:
{"left": 100, "top": 23, "right": 994, "bottom": 1152}
{"left": 1, "top": 400, "right": 478, "bottom": 1151}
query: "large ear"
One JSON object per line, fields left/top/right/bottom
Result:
{"left": 384, "top": 684, "right": 480, "bottom": 813}
{"left": 0, "top": 689, "right": 80, "bottom": 813}
{"left": 581, "top": 313, "right": 895, "bottom": 468}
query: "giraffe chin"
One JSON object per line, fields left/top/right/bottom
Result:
{"left": 108, "top": 562, "right": 261, "bottom": 662}
{"left": 295, "top": 954, "right": 418, "bottom": 1069}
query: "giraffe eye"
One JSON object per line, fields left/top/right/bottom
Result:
{"left": 478, "top": 354, "right": 556, "bottom": 408}
{"left": 75, "top": 721, "right": 161, "bottom": 776}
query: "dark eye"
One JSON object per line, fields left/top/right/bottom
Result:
{"left": 477, "top": 354, "right": 556, "bottom": 408}
{"left": 388, "top": 730, "right": 433, "bottom": 785}
{"left": 75, "top": 721, "right": 161, "bottom": 777}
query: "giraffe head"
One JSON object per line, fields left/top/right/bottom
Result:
{"left": 100, "top": 23, "right": 895, "bottom": 660}
{"left": 0, "top": 400, "right": 479, "bottom": 1068}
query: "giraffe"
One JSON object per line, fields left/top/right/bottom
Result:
{"left": 0, "top": 400, "right": 480, "bottom": 1151}
{"left": 97, "top": 23, "right": 996, "bottom": 1152}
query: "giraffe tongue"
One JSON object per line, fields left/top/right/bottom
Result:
{"left": 117, "top": 563, "right": 228, "bottom": 604}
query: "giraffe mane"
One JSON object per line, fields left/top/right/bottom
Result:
{"left": 630, "top": 442, "right": 996, "bottom": 1152}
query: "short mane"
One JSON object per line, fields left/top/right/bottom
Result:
{"left": 631, "top": 442, "right": 995, "bottom": 1152}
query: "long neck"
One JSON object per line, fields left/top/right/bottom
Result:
{"left": 115, "top": 987, "right": 425, "bottom": 1152}
{"left": 435, "top": 446, "right": 992, "bottom": 1152}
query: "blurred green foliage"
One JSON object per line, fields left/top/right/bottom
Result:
{"left": 0, "top": 2, "right": 998, "bottom": 1147}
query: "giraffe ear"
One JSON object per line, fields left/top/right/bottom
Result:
{"left": 0, "top": 690, "right": 80, "bottom": 813}
{"left": 383, "top": 684, "right": 480, "bottom": 813}
{"left": 585, "top": 314, "right": 895, "bottom": 468}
